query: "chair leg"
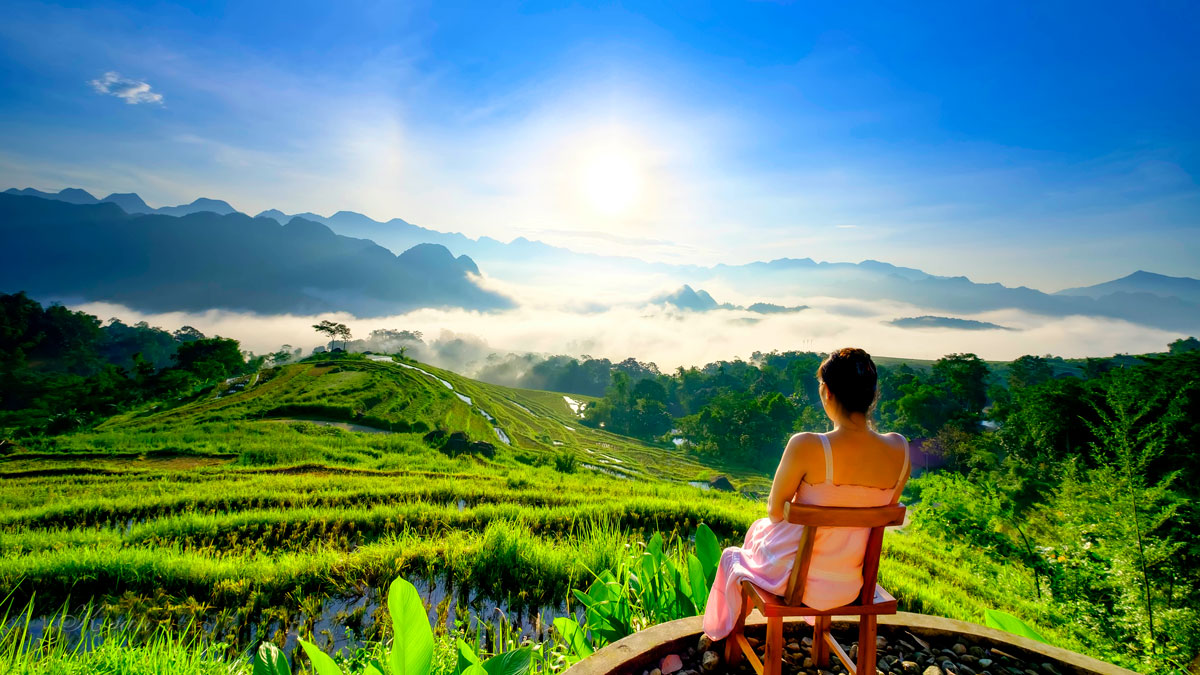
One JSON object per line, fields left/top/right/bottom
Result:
{"left": 764, "top": 617, "right": 783, "bottom": 675}
{"left": 725, "top": 590, "right": 749, "bottom": 666}
{"left": 857, "top": 615, "right": 877, "bottom": 674}
{"left": 812, "top": 616, "right": 830, "bottom": 667}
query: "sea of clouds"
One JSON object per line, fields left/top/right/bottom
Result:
{"left": 71, "top": 293, "right": 1182, "bottom": 377}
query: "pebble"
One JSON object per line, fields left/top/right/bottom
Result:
{"left": 646, "top": 628, "right": 1069, "bottom": 675}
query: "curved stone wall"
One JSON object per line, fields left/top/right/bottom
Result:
{"left": 563, "top": 613, "right": 1138, "bottom": 675}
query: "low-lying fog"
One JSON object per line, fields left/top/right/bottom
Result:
{"left": 71, "top": 292, "right": 1182, "bottom": 374}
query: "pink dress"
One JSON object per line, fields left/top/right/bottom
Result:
{"left": 702, "top": 433, "right": 909, "bottom": 640}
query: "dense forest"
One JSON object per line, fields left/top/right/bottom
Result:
{"left": 0, "top": 292, "right": 260, "bottom": 434}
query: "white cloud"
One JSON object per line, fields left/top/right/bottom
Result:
{"left": 89, "top": 71, "right": 163, "bottom": 105}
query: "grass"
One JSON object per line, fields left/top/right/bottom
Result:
{"left": 0, "top": 354, "right": 1134, "bottom": 671}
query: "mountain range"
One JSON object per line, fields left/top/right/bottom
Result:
{"left": 0, "top": 193, "right": 510, "bottom": 316}
{"left": 4, "top": 186, "right": 1198, "bottom": 333}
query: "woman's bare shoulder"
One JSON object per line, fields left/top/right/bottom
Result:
{"left": 878, "top": 431, "right": 909, "bottom": 450}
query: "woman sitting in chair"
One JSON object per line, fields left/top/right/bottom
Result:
{"left": 702, "top": 347, "right": 910, "bottom": 641}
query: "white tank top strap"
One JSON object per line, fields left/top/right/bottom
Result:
{"left": 891, "top": 436, "right": 911, "bottom": 502}
{"left": 818, "top": 433, "right": 834, "bottom": 484}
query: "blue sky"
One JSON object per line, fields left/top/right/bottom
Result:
{"left": 1, "top": 1, "right": 1197, "bottom": 290}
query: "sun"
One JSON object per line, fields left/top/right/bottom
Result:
{"left": 577, "top": 146, "right": 644, "bottom": 218}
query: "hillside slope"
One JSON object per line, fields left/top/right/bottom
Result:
{"left": 41, "top": 354, "right": 762, "bottom": 489}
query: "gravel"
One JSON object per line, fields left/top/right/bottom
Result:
{"left": 635, "top": 626, "right": 1068, "bottom": 675}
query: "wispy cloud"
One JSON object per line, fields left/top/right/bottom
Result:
{"left": 89, "top": 71, "right": 163, "bottom": 105}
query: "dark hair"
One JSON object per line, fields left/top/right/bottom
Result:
{"left": 818, "top": 347, "right": 878, "bottom": 415}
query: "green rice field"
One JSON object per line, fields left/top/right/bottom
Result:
{"left": 0, "top": 355, "right": 1100, "bottom": 672}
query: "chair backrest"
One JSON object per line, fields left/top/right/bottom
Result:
{"left": 781, "top": 502, "right": 906, "bottom": 606}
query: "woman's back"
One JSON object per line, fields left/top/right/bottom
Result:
{"left": 791, "top": 432, "right": 908, "bottom": 607}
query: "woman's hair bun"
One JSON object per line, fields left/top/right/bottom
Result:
{"left": 818, "top": 347, "right": 878, "bottom": 414}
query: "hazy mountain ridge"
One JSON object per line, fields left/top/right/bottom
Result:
{"left": 890, "top": 316, "right": 1012, "bottom": 331}
{"left": 1057, "top": 270, "right": 1200, "bottom": 304}
{"left": 6, "top": 187, "right": 1199, "bottom": 332}
{"left": 651, "top": 285, "right": 807, "bottom": 314}
{"left": 0, "top": 193, "right": 510, "bottom": 316}
{"left": 4, "top": 187, "right": 237, "bottom": 218}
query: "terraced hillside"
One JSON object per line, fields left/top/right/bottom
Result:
{"left": 9, "top": 354, "right": 757, "bottom": 488}
{"left": 0, "top": 354, "right": 1095, "bottom": 669}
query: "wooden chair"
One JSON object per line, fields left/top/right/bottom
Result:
{"left": 723, "top": 502, "right": 906, "bottom": 675}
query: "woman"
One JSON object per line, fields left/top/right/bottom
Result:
{"left": 702, "top": 347, "right": 910, "bottom": 640}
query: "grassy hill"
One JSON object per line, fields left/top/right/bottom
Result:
{"left": 8, "top": 353, "right": 759, "bottom": 488}
{"left": 0, "top": 353, "right": 1102, "bottom": 671}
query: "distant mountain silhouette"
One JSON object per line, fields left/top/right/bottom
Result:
{"left": 653, "top": 285, "right": 727, "bottom": 311}
{"left": 1056, "top": 270, "right": 1200, "bottom": 305}
{"left": 6, "top": 187, "right": 1199, "bottom": 332}
{"left": 650, "top": 286, "right": 806, "bottom": 314}
{"left": 0, "top": 193, "right": 511, "bottom": 316}
{"left": 890, "top": 316, "right": 1012, "bottom": 331}
{"left": 101, "top": 192, "right": 154, "bottom": 214}
{"left": 5, "top": 187, "right": 99, "bottom": 204}
{"left": 156, "top": 197, "right": 238, "bottom": 217}
{"left": 3, "top": 187, "right": 237, "bottom": 217}
{"left": 746, "top": 302, "right": 808, "bottom": 314}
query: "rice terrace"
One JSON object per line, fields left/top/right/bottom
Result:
{"left": 2, "top": 2, "right": 1199, "bottom": 674}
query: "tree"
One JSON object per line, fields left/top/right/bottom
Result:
{"left": 1082, "top": 369, "right": 1183, "bottom": 657}
{"left": 1008, "top": 355, "right": 1053, "bottom": 389}
{"left": 1168, "top": 337, "right": 1200, "bottom": 354}
{"left": 172, "top": 325, "right": 205, "bottom": 343}
{"left": 173, "top": 337, "right": 246, "bottom": 380}
{"left": 312, "top": 320, "right": 350, "bottom": 351}
{"left": 270, "top": 344, "right": 294, "bottom": 366}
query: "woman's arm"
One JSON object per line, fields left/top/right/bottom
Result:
{"left": 767, "top": 433, "right": 809, "bottom": 523}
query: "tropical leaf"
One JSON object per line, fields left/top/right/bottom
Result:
{"left": 984, "top": 609, "right": 1046, "bottom": 643}
{"left": 481, "top": 646, "right": 533, "bottom": 675}
{"left": 455, "top": 638, "right": 482, "bottom": 675}
{"left": 388, "top": 577, "right": 435, "bottom": 675}
{"left": 253, "top": 642, "right": 290, "bottom": 675}
{"left": 298, "top": 638, "right": 344, "bottom": 675}
{"left": 687, "top": 553, "right": 709, "bottom": 612}
{"left": 694, "top": 523, "right": 721, "bottom": 587}
{"left": 553, "top": 617, "right": 594, "bottom": 661}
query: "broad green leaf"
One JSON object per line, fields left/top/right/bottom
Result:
{"left": 455, "top": 638, "right": 482, "bottom": 675}
{"left": 298, "top": 638, "right": 344, "bottom": 675}
{"left": 687, "top": 553, "right": 709, "bottom": 612}
{"left": 253, "top": 641, "right": 290, "bottom": 675}
{"left": 648, "top": 533, "right": 664, "bottom": 567}
{"left": 694, "top": 524, "right": 721, "bottom": 587}
{"left": 572, "top": 589, "right": 594, "bottom": 607}
{"left": 364, "top": 660, "right": 386, "bottom": 675}
{"left": 984, "top": 609, "right": 1046, "bottom": 643}
{"left": 481, "top": 646, "right": 533, "bottom": 675}
{"left": 462, "top": 665, "right": 488, "bottom": 675}
{"left": 388, "top": 577, "right": 435, "bottom": 675}
{"left": 672, "top": 562, "right": 697, "bottom": 616}
{"left": 553, "top": 617, "right": 594, "bottom": 659}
